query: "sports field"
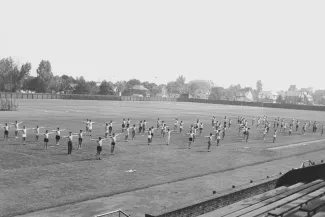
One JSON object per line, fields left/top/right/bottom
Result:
{"left": 1, "top": 100, "right": 325, "bottom": 217}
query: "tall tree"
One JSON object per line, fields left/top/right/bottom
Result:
{"left": 49, "top": 76, "right": 63, "bottom": 93}
{"left": 209, "top": 86, "right": 226, "bottom": 100}
{"left": 256, "top": 80, "right": 263, "bottom": 99}
{"left": 122, "top": 79, "right": 141, "bottom": 96}
{"left": 176, "top": 75, "right": 186, "bottom": 89}
{"left": 0, "top": 57, "right": 32, "bottom": 92}
{"left": 98, "top": 80, "right": 115, "bottom": 95}
{"left": 188, "top": 82, "right": 200, "bottom": 95}
{"left": 36, "top": 60, "right": 53, "bottom": 93}
{"left": 115, "top": 81, "right": 126, "bottom": 96}
{"left": 73, "top": 76, "right": 89, "bottom": 94}
{"left": 288, "top": 85, "right": 297, "bottom": 91}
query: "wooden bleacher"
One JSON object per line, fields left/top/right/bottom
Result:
{"left": 198, "top": 179, "right": 325, "bottom": 217}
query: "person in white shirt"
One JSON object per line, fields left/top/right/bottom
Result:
{"left": 43, "top": 130, "right": 54, "bottom": 150}
{"left": 147, "top": 128, "right": 152, "bottom": 145}
{"left": 124, "top": 126, "right": 130, "bottom": 141}
{"left": 126, "top": 118, "right": 132, "bottom": 128}
{"left": 165, "top": 129, "right": 174, "bottom": 145}
{"left": 199, "top": 122, "right": 204, "bottom": 136}
{"left": 174, "top": 119, "right": 178, "bottom": 131}
{"left": 78, "top": 130, "right": 86, "bottom": 149}
{"left": 186, "top": 131, "right": 194, "bottom": 149}
{"left": 10, "top": 121, "right": 23, "bottom": 139}
{"left": 82, "top": 119, "right": 89, "bottom": 136}
{"left": 100, "top": 123, "right": 110, "bottom": 138}
{"left": 179, "top": 121, "right": 183, "bottom": 134}
{"left": 91, "top": 137, "right": 109, "bottom": 160}
{"left": 130, "top": 125, "right": 137, "bottom": 140}
{"left": 122, "top": 119, "right": 126, "bottom": 133}
{"left": 108, "top": 121, "right": 116, "bottom": 136}
{"left": 88, "top": 120, "right": 95, "bottom": 137}
{"left": 51, "top": 128, "right": 66, "bottom": 146}
{"left": 108, "top": 133, "right": 122, "bottom": 155}
{"left": 19, "top": 126, "right": 32, "bottom": 145}
{"left": 205, "top": 133, "right": 215, "bottom": 152}
{"left": 32, "top": 126, "right": 45, "bottom": 142}
{"left": 3, "top": 123, "right": 10, "bottom": 141}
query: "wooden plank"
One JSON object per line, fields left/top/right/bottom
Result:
{"left": 313, "top": 211, "right": 325, "bottom": 217}
{"left": 300, "top": 195, "right": 325, "bottom": 214}
{"left": 268, "top": 188, "right": 325, "bottom": 216}
{"left": 200, "top": 183, "right": 304, "bottom": 217}
{"left": 285, "top": 211, "right": 309, "bottom": 217}
{"left": 239, "top": 181, "right": 325, "bottom": 217}
{"left": 219, "top": 180, "right": 323, "bottom": 217}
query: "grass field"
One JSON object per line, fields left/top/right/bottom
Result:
{"left": 1, "top": 100, "right": 325, "bottom": 217}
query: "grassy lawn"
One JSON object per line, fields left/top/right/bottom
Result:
{"left": 1, "top": 100, "right": 325, "bottom": 217}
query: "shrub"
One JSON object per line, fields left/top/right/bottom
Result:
{"left": 0, "top": 98, "right": 19, "bottom": 111}
{"left": 60, "top": 94, "right": 121, "bottom": 101}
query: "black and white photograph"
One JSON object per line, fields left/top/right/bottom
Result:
{"left": 1, "top": 1, "right": 325, "bottom": 217}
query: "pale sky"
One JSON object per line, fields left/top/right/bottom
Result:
{"left": 0, "top": 0, "right": 324, "bottom": 91}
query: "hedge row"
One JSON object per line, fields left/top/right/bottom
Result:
{"left": 59, "top": 94, "right": 121, "bottom": 101}
{"left": 178, "top": 98, "right": 325, "bottom": 112}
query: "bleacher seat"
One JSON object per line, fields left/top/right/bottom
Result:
{"left": 299, "top": 195, "right": 325, "bottom": 216}
{"left": 268, "top": 187, "right": 325, "bottom": 216}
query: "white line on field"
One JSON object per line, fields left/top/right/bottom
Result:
{"left": 268, "top": 139, "right": 325, "bottom": 150}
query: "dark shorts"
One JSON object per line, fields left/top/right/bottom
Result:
{"left": 127, "top": 124, "right": 130, "bottom": 128}
{"left": 111, "top": 142, "right": 115, "bottom": 146}
{"left": 44, "top": 138, "right": 49, "bottom": 143}
{"left": 78, "top": 138, "right": 83, "bottom": 143}
{"left": 151, "top": 133, "right": 153, "bottom": 137}
{"left": 68, "top": 141, "right": 72, "bottom": 146}
{"left": 148, "top": 138, "right": 151, "bottom": 143}
{"left": 122, "top": 124, "right": 125, "bottom": 128}
{"left": 189, "top": 138, "right": 193, "bottom": 142}
{"left": 56, "top": 135, "right": 61, "bottom": 141}
{"left": 97, "top": 146, "right": 102, "bottom": 152}
{"left": 4, "top": 130, "right": 8, "bottom": 135}
{"left": 109, "top": 126, "right": 112, "bottom": 131}
{"left": 22, "top": 137, "right": 26, "bottom": 141}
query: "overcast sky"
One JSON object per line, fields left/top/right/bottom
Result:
{"left": 0, "top": 0, "right": 324, "bottom": 91}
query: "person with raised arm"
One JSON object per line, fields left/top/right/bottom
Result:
{"left": 205, "top": 133, "right": 215, "bottom": 152}
{"left": 108, "top": 133, "right": 122, "bottom": 155}
{"left": 147, "top": 128, "right": 152, "bottom": 145}
{"left": 124, "top": 125, "right": 130, "bottom": 141}
{"left": 88, "top": 120, "right": 95, "bottom": 137}
{"left": 18, "top": 126, "right": 32, "bottom": 145}
{"left": 126, "top": 118, "right": 132, "bottom": 128}
{"left": 214, "top": 129, "right": 221, "bottom": 146}
{"left": 90, "top": 136, "right": 109, "bottom": 160}
{"left": 82, "top": 119, "right": 89, "bottom": 136}
{"left": 62, "top": 132, "right": 79, "bottom": 155}
{"left": 156, "top": 118, "right": 161, "bottom": 129}
{"left": 10, "top": 121, "right": 23, "bottom": 139}
{"left": 32, "top": 126, "right": 45, "bottom": 142}
{"left": 51, "top": 127, "right": 66, "bottom": 146}
{"left": 199, "top": 122, "right": 204, "bottom": 136}
{"left": 179, "top": 120, "right": 183, "bottom": 134}
{"left": 43, "top": 130, "right": 54, "bottom": 150}
{"left": 165, "top": 129, "right": 174, "bottom": 145}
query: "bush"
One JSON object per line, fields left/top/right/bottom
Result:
{"left": 0, "top": 98, "right": 18, "bottom": 111}
{"left": 60, "top": 94, "right": 121, "bottom": 101}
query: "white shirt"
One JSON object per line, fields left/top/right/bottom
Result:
{"left": 180, "top": 123, "right": 183, "bottom": 128}
{"left": 4, "top": 126, "right": 9, "bottom": 131}
{"left": 97, "top": 139, "right": 103, "bottom": 146}
{"left": 148, "top": 130, "right": 152, "bottom": 138}
{"left": 56, "top": 130, "right": 61, "bottom": 136}
{"left": 105, "top": 125, "right": 109, "bottom": 132}
{"left": 22, "top": 129, "right": 27, "bottom": 137}
{"left": 45, "top": 133, "right": 49, "bottom": 139}
{"left": 89, "top": 122, "right": 93, "bottom": 129}
{"left": 35, "top": 128, "right": 40, "bottom": 135}
{"left": 15, "top": 123, "right": 19, "bottom": 130}
{"left": 79, "top": 132, "right": 83, "bottom": 138}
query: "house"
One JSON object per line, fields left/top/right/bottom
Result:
{"left": 259, "top": 91, "right": 277, "bottom": 100}
{"left": 62, "top": 83, "right": 77, "bottom": 94}
{"left": 284, "top": 91, "right": 314, "bottom": 105}
{"left": 235, "top": 88, "right": 254, "bottom": 102}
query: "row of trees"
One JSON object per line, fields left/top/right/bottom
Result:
{"left": 1, "top": 57, "right": 324, "bottom": 103}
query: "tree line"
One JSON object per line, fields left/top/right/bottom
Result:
{"left": 1, "top": 57, "right": 324, "bottom": 103}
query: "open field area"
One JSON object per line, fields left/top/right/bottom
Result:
{"left": 1, "top": 100, "right": 325, "bottom": 217}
